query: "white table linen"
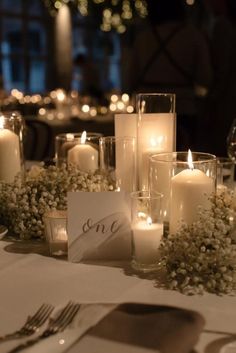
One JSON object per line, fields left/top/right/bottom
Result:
{"left": 0, "top": 239, "right": 235, "bottom": 353}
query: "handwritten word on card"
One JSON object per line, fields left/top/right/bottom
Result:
{"left": 68, "top": 192, "right": 131, "bottom": 262}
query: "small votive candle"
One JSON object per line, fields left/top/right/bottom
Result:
{"left": 131, "top": 191, "right": 163, "bottom": 272}
{"left": 43, "top": 210, "right": 68, "bottom": 256}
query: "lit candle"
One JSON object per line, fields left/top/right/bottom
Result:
{"left": 0, "top": 115, "right": 21, "bottom": 183}
{"left": 50, "top": 225, "right": 68, "bottom": 256}
{"left": 114, "top": 114, "right": 137, "bottom": 192}
{"left": 132, "top": 217, "right": 163, "bottom": 264}
{"left": 138, "top": 113, "right": 175, "bottom": 190}
{"left": 114, "top": 113, "right": 137, "bottom": 139}
{"left": 141, "top": 135, "right": 165, "bottom": 189}
{"left": 169, "top": 150, "right": 214, "bottom": 234}
{"left": 67, "top": 131, "right": 98, "bottom": 173}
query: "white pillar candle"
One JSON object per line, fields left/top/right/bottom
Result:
{"left": 0, "top": 119, "right": 21, "bottom": 183}
{"left": 114, "top": 114, "right": 137, "bottom": 192}
{"left": 67, "top": 131, "right": 98, "bottom": 173}
{"left": 138, "top": 113, "right": 175, "bottom": 190}
{"left": 141, "top": 135, "right": 167, "bottom": 190}
{"left": 114, "top": 113, "right": 137, "bottom": 139}
{"left": 169, "top": 155, "right": 214, "bottom": 234}
{"left": 132, "top": 218, "right": 163, "bottom": 264}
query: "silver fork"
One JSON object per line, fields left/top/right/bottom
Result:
{"left": 0, "top": 303, "right": 54, "bottom": 342}
{"left": 9, "top": 301, "right": 80, "bottom": 353}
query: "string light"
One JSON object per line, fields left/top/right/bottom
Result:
{"left": 43, "top": 0, "right": 147, "bottom": 32}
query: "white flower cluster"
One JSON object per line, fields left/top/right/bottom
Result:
{"left": 159, "top": 189, "right": 236, "bottom": 295}
{"left": 0, "top": 163, "right": 114, "bottom": 240}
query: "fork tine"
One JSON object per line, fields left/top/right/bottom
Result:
{"left": 53, "top": 303, "right": 80, "bottom": 331}
{"left": 22, "top": 304, "right": 50, "bottom": 328}
{"left": 0, "top": 303, "right": 54, "bottom": 342}
{"left": 8, "top": 303, "right": 81, "bottom": 353}
{"left": 21, "top": 304, "right": 54, "bottom": 334}
{"left": 59, "top": 304, "right": 80, "bottom": 331}
{"left": 42, "top": 302, "right": 80, "bottom": 337}
{"left": 23, "top": 304, "right": 48, "bottom": 327}
{"left": 50, "top": 301, "right": 74, "bottom": 328}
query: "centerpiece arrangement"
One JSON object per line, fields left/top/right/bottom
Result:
{"left": 0, "top": 94, "right": 235, "bottom": 296}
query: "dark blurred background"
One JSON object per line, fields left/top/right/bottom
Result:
{"left": 0, "top": 0, "right": 235, "bottom": 159}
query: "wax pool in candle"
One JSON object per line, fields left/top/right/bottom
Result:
{"left": 132, "top": 220, "right": 163, "bottom": 264}
{"left": 169, "top": 168, "right": 214, "bottom": 234}
{"left": 67, "top": 143, "right": 98, "bottom": 173}
{"left": 0, "top": 126, "right": 21, "bottom": 183}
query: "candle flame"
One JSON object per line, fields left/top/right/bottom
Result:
{"left": 138, "top": 212, "right": 146, "bottom": 219}
{"left": 0, "top": 115, "right": 4, "bottom": 129}
{"left": 150, "top": 135, "right": 164, "bottom": 148}
{"left": 147, "top": 216, "right": 152, "bottom": 226}
{"left": 81, "top": 131, "right": 87, "bottom": 144}
{"left": 187, "top": 149, "right": 194, "bottom": 170}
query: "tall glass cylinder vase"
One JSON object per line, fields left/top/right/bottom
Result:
{"left": 0, "top": 112, "right": 24, "bottom": 183}
{"left": 149, "top": 151, "right": 217, "bottom": 234}
{"left": 137, "top": 93, "right": 176, "bottom": 191}
{"left": 99, "top": 136, "right": 136, "bottom": 192}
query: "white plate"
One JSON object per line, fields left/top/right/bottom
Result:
{"left": 0, "top": 225, "right": 8, "bottom": 239}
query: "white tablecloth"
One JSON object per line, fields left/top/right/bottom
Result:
{"left": 0, "top": 239, "right": 236, "bottom": 353}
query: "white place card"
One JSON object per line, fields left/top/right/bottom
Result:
{"left": 68, "top": 192, "right": 131, "bottom": 262}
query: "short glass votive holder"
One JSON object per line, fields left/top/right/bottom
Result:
{"left": 43, "top": 210, "right": 68, "bottom": 257}
{"left": 99, "top": 136, "right": 137, "bottom": 192}
{"left": 131, "top": 190, "right": 164, "bottom": 272}
{"left": 149, "top": 152, "right": 217, "bottom": 235}
{"left": 0, "top": 111, "right": 24, "bottom": 183}
{"left": 217, "top": 157, "right": 235, "bottom": 189}
{"left": 55, "top": 132, "right": 102, "bottom": 173}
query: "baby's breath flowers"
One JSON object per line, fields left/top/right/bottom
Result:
{"left": 159, "top": 189, "right": 236, "bottom": 295}
{"left": 0, "top": 163, "right": 114, "bottom": 240}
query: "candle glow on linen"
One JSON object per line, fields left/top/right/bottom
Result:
{"left": 0, "top": 115, "right": 21, "bottom": 183}
{"left": 132, "top": 216, "right": 163, "bottom": 264}
{"left": 169, "top": 150, "right": 214, "bottom": 234}
{"left": 67, "top": 131, "right": 98, "bottom": 173}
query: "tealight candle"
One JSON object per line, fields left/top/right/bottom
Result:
{"left": 67, "top": 131, "right": 98, "bottom": 173}
{"left": 0, "top": 115, "right": 21, "bottom": 183}
{"left": 169, "top": 150, "right": 214, "bottom": 234}
{"left": 131, "top": 190, "right": 163, "bottom": 272}
{"left": 132, "top": 217, "right": 163, "bottom": 264}
{"left": 43, "top": 210, "right": 68, "bottom": 256}
{"left": 50, "top": 225, "right": 68, "bottom": 256}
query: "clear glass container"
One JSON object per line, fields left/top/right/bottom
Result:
{"left": 55, "top": 132, "right": 102, "bottom": 173}
{"left": 99, "top": 136, "right": 137, "bottom": 192}
{"left": 0, "top": 111, "right": 24, "bottom": 182}
{"left": 131, "top": 190, "right": 164, "bottom": 272}
{"left": 136, "top": 93, "right": 176, "bottom": 191}
{"left": 149, "top": 151, "right": 217, "bottom": 234}
{"left": 43, "top": 210, "right": 67, "bottom": 257}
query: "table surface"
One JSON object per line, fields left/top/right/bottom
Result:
{"left": 0, "top": 238, "right": 235, "bottom": 353}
